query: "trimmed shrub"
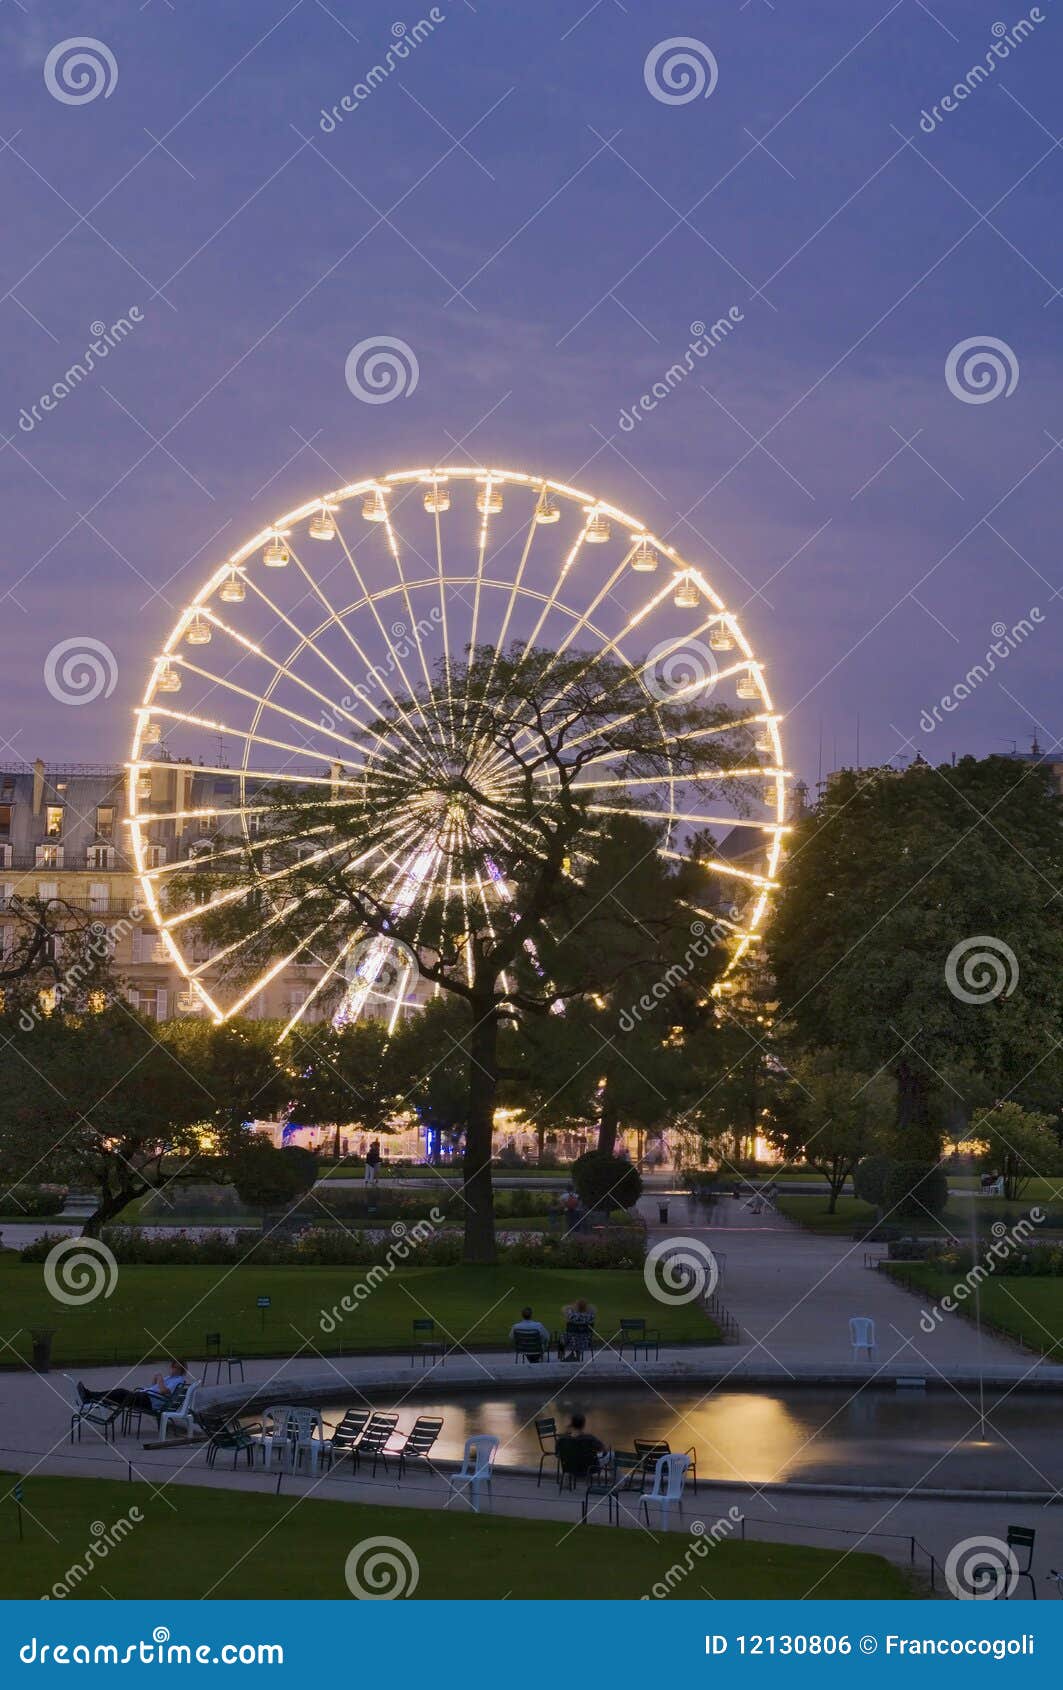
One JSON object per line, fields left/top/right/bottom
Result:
{"left": 853, "top": 1154, "right": 894, "bottom": 1209}
{"left": 883, "top": 1161, "right": 949, "bottom": 1221}
{"left": 0, "top": 1184, "right": 66, "bottom": 1217}
{"left": 572, "top": 1151, "right": 643, "bottom": 1212}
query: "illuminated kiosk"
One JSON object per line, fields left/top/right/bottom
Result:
{"left": 126, "top": 466, "right": 788, "bottom": 1034}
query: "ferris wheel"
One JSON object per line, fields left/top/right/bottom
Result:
{"left": 127, "top": 465, "right": 788, "bottom": 1034}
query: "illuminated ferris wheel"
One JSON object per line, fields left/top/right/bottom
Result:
{"left": 127, "top": 466, "right": 788, "bottom": 1034}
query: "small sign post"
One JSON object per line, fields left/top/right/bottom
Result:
{"left": 257, "top": 1294, "right": 271, "bottom": 1335}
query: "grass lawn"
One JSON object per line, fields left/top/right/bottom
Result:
{"left": 884, "top": 1263, "right": 1063, "bottom": 1354}
{"left": 0, "top": 1263, "right": 719, "bottom": 1368}
{"left": 2, "top": 1477, "right": 914, "bottom": 1599}
{"left": 775, "top": 1195, "right": 879, "bottom": 1235}
{"left": 776, "top": 1193, "right": 1059, "bottom": 1238}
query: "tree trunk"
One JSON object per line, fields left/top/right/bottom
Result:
{"left": 896, "top": 1058, "right": 937, "bottom": 1158}
{"left": 597, "top": 1090, "right": 619, "bottom": 1156}
{"left": 462, "top": 1005, "right": 499, "bottom": 1264}
{"left": 82, "top": 1180, "right": 142, "bottom": 1237}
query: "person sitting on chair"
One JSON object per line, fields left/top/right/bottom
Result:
{"left": 79, "top": 1359, "right": 189, "bottom": 1412}
{"left": 509, "top": 1306, "right": 550, "bottom": 1360}
{"left": 561, "top": 1298, "right": 596, "bottom": 1359}
{"left": 556, "top": 1413, "right": 607, "bottom": 1481}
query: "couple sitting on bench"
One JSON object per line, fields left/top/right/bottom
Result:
{"left": 510, "top": 1299, "right": 597, "bottom": 1363}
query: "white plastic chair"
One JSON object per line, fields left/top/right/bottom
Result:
{"left": 849, "top": 1316, "right": 876, "bottom": 1360}
{"left": 291, "top": 1409, "right": 327, "bottom": 1474}
{"left": 255, "top": 1405, "right": 297, "bottom": 1467}
{"left": 639, "top": 1453, "right": 690, "bottom": 1527}
{"left": 159, "top": 1380, "right": 200, "bottom": 1440}
{"left": 446, "top": 1434, "right": 499, "bottom": 1512}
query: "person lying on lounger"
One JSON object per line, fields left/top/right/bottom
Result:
{"left": 77, "top": 1359, "right": 191, "bottom": 1413}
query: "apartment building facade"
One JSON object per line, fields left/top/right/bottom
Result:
{"left": 0, "top": 758, "right": 332, "bottom": 1024}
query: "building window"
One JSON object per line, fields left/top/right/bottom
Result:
{"left": 96, "top": 805, "right": 116, "bottom": 840}
{"left": 0, "top": 805, "right": 11, "bottom": 839}
{"left": 0, "top": 882, "right": 12, "bottom": 910}
{"left": 36, "top": 881, "right": 58, "bottom": 902}
{"left": 144, "top": 845, "right": 166, "bottom": 868}
{"left": 86, "top": 844, "right": 115, "bottom": 870}
{"left": 45, "top": 806, "right": 64, "bottom": 838}
{"left": 88, "top": 883, "right": 109, "bottom": 914}
{"left": 0, "top": 925, "right": 12, "bottom": 957}
{"left": 35, "top": 845, "right": 63, "bottom": 869}
{"left": 133, "top": 987, "right": 168, "bottom": 1021}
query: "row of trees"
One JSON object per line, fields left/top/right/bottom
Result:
{"left": 763, "top": 755, "right": 1063, "bottom": 1213}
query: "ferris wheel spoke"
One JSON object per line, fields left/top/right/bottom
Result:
{"left": 329, "top": 512, "right": 447, "bottom": 754}
{"left": 138, "top": 704, "right": 384, "bottom": 774}
{"left": 196, "top": 602, "right": 417, "bottom": 762}
{"left": 281, "top": 539, "right": 431, "bottom": 765}
{"left": 168, "top": 658, "right": 375, "bottom": 765}
{"left": 659, "top": 846, "right": 775, "bottom": 888}
{"left": 279, "top": 930, "right": 363, "bottom": 1039}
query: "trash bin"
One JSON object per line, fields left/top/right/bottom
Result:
{"left": 31, "top": 1329, "right": 55, "bottom": 1373}
{"left": 658, "top": 1202, "right": 669, "bottom": 1224}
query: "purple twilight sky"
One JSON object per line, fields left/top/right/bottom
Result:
{"left": 1, "top": 0, "right": 1060, "bottom": 782}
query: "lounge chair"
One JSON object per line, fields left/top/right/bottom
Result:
{"left": 322, "top": 1408, "right": 370, "bottom": 1470}
{"left": 392, "top": 1416, "right": 444, "bottom": 1478}
{"left": 350, "top": 1412, "right": 400, "bottom": 1476}
{"left": 65, "top": 1377, "right": 123, "bottom": 1444}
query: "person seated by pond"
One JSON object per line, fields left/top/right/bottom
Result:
{"left": 509, "top": 1306, "right": 550, "bottom": 1359}
{"left": 561, "top": 1297, "right": 597, "bottom": 1359}
{"left": 556, "top": 1412, "right": 607, "bottom": 1481}
{"left": 78, "top": 1359, "right": 191, "bottom": 1412}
